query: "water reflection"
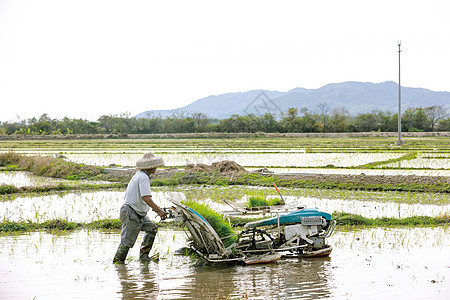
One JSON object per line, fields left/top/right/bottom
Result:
{"left": 112, "top": 252, "right": 334, "bottom": 299}
{"left": 114, "top": 264, "right": 160, "bottom": 299}
{"left": 276, "top": 258, "right": 333, "bottom": 299}
{"left": 155, "top": 257, "right": 333, "bottom": 299}
{"left": 231, "top": 258, "right": 332, "bottom": 299}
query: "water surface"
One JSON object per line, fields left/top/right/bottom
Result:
{"left": 0, "top": 227, "right": 448, "bottom": 299}
{"left": 0, "top": 171, "right": 108, "bottom": 187}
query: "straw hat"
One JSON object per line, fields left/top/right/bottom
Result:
{"left": 136, "top": 153, "right": 164, "bottom": 170}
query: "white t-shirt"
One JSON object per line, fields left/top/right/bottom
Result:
{"left": 123, "top": 170, "right": 152, "bottom": 216}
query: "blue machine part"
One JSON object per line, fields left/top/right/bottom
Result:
{"left": 244, "top": 208, "right": 332, "bottom": 228}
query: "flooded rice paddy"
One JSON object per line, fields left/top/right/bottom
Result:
{"left": 0, "top": 171, "right": 108, "bottom": 188}
{"left": 61, "top": 152, "right": 405, "bottom": 168}
{"left": 1, "top": 227, "right": 448, "bottom": 299}
{"left": 1, "top": 150, "right": 404, "bottom": 168}
{"left": 1, "top": 184, "right": 449, "bottom": 298}
{"left": 384, "top": 152, "right": 450, "bottom": 169}
{"left": 1, "top": 187, "right": 449, "bottom": 223}
{"left": 1, "top": 141, "right": 449, "bottom": 299}
{"left": 3, "top": 148, "right": 449, "bottom": 175}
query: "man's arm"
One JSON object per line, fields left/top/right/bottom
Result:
{"left": 142, "top": 195, "right": 167, "bottom": 220}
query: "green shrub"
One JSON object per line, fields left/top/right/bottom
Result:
{"left": 333, "top": 212, "right": 450, "bottom": 226}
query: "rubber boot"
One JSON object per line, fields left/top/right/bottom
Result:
{"left": 139, "top": 234, "right": 156, "bottom": 263}
{"left": 113, "top": 244, "right": 129, "bottom": 264}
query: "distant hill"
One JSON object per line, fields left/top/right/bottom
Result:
{"left": 136, "top": 81, "right": 450, "bottom": 119}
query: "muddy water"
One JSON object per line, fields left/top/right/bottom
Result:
{"left": 0, "top": 227, "right": 448, "bottom": 299}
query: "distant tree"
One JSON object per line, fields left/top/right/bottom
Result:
{"left": 2, "top": 122, "right": 22, "bottom": 135}
{"left": 425, "top": 105, "right": 448, "bottom": 131}
{"left": 259, "top": 113, "right": 278, "bottom": 132}
{"left": 327, "top": 107, "right": 349, "bottom": 132}
{"left": 30, "top": 114, "right": 55, "bottom": 134}
{"left": 351, "top": 111, "right": 380, "bottom": 132}
{"left": 281, "top": 108, "right": 301, "bottom": 132}
{"left": 402, "top": 107, "right": 430, "bottom": 132}
{"left": 191, "top": 112, "right": 210, "bottom": 132}
{"left": 298, "top": 108, "right": 319, "bottom": 132}
{"left": 57, "top": 117, "right": 99, "bottom": 134}
{"left": 436, "top": 117, "right": 450, "bottom": 131}
{"left": 350, "top": 110, "right": 394, "bottom": 132}
{"left": 376, "top": 111, "right": 397, "bottom": 132}
{"left": 1, "top": 104, "right": 447, "bottom": 135}
{"left": 317, "top": 102, "right": 330, "bottom": 126}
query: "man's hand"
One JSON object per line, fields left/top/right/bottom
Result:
{"left": 142, "top": 195, "right": 167, "bottom": 220}
{"left": 156, "top": 208, "right": 167, "bottom": 220}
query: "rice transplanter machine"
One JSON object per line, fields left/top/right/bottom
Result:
{"left": 168, "top": 198, "right": 336, "bottom": 265}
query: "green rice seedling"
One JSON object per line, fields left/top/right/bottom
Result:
{"left": 246, "top": 195, "right": 283, "bottom": 208}
{"left": 182, "top": 200, "right": 238, "bottom": 247}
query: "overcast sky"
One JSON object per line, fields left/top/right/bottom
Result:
{"left": 0, "top": 0, "right": 449, "bottom": 122}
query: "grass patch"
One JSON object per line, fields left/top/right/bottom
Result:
{"left": 0, "top": 183, "right": 126, "bottom": 196}
{"left": 0, "top": 219, "right": 80, "bottom": 232}
{"left": 182, "top": 200, "right": 238, "bottom": 247}
{"left": 90, "top": 218, "right": 122, "bottom": 229}
{"left": 0, "top": 218, "right": 121, "bottom": 232}
{"left": 43, "top": 219, "right": 78, "bottom": 230}
{"left": 0, "top": 221, "right": 29, "bottom": 232}
{"left": 0, "top": 184, "right": 19, "bottom": 194}
{"left": 333, "top": 212, "right": 450, "bottom": 226}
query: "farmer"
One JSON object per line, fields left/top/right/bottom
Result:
{"left": 113, "top": 153, "right": 167, "bottom": 264}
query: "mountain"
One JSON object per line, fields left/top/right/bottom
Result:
{"left": 136, "top": 81, "right": 450, "bottom": 119}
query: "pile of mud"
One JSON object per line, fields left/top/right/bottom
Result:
{"left": 185, "top": 160, "right": 246, "bottom": 173}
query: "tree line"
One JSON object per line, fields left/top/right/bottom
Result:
{"left": 1, "top": 105, "right": 448, "bottom": 135}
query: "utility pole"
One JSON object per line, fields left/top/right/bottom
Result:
{"left": 395, "top": 41, "right": 404, "bottom": 146}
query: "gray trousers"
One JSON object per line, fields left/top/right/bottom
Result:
{"left": 120, "top": 204, "right": 158, "bottom": 249}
